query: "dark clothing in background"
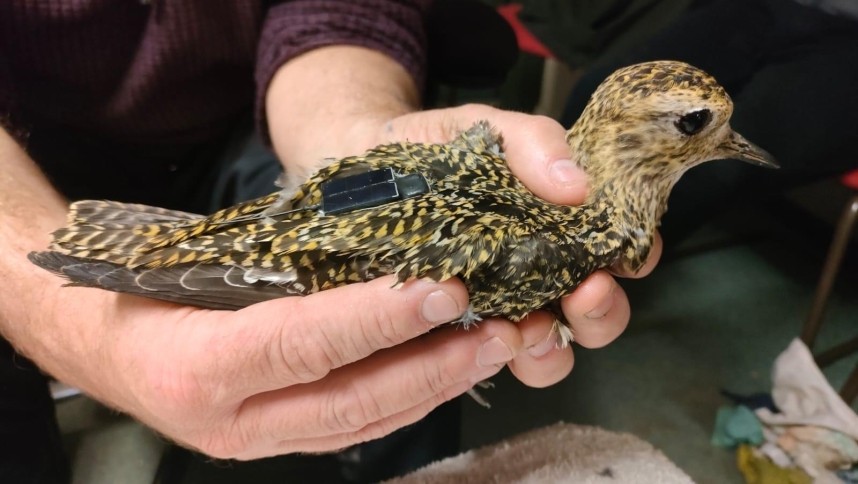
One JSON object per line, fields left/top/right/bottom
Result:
{"left": 562, "top": 0, "right": 858, "bottom": 243}
{"left": 0, "top": 0, "right": 429, "bottom": 211}
{"left": 0, "top": 339, "right": 70, "bottom": 484}
{"left": 517, "top": 0, "right": 693, "bottom": 68}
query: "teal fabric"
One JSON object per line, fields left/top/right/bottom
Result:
{"left": 712, "top": 405, "right": 764, "bottom": 448}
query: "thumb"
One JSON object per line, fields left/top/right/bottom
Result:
{"left": 387, "top": 104, "right": 588, "bottom": 205}
{"left": 496, "top": 112, "right": 588, "bottom": 206}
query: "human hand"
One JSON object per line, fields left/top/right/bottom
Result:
{"left": 81, "top": 275, "right": 533, "bottom": 459}
{"left": 373, "top": 104, "right": 663, "bottom": 387}
{"left": 0, "top": 109, "right": 565, "bottom": 461}
{"left": 86, "top": 105, "right": 661, "bottom": 459}
{"left": 258, "top": 47, "right": 660, "bottom": 453}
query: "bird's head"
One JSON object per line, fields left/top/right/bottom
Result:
{"left": 567, "top": 61, "right": 777, "bottom": 206}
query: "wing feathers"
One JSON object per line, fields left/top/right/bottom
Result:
{"left": 29, "top": 252, "right": 295, "bottom": 310}
{"left": 29, "top": 122, "right": 586, "bottom": 318}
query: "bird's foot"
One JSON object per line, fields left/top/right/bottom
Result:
{"left": 454, "top": 305, "right": 483, "bottom": 330}
{"left": 552, "top": 319, "right": 575, "bottom": 349}
{"left": 466, "top": 380, "right": 494, "bottom": 408}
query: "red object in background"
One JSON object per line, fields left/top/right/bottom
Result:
{"left": 842, "top": 168, "right": 858, "bottom": 190}
{"left": 497, "top": 3, "right": 555, "bottom": 58}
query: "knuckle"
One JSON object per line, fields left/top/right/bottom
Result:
{"left": 358, "top": 304, "right": 406, "bottom": 349}
{"left": 272, "top": 320, "right": 336, "bottom": 384}
{"left": 529, "top": 113, "right": 562, "bottom": 131}
{"left": 441, "top": 381, "right": 473, "bottom": 403}
{"left": 190, "top": 411, "right": 263, "bottom": 460}
{"left": 459, "top": 103, "right": 496, "bottom": 118}
{"left": 353, "top": 418, "right": 403, "bottom": 445}
{"left": 420, "top": 359, "right": 459, "bottom": 395}
{"left": 447, "top": 104, "right": 497, "bottom": 135}
{"left": 355, "top": 395, "right": 446, "bottom": 444}
{"left": 439, "top": 113, "right": 463, "bottom": 140}
{"left": 325, "top": 382, "right": 384, "bottom": 433}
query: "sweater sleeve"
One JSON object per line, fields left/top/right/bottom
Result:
{"left": 0, "top": 56, "right": 25, "bottom": 144}
{"left": 255, "top": 0, "right": 431, "bottom": 142}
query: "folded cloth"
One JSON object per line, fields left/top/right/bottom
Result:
{"left": 387, "top": 422, "right": 692, "bottom": 484}
{"left": 761, "top": 425, "right": 858, "bottom": 482}
{"left": 756, "top": 339, "right": 858, "bottom": 440}
{"left": 755, "top": 338, "right": 858, "bottom": 481}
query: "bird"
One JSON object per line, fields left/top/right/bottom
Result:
{"left": 29, "top": 60, "right": 777, "bottom": 348}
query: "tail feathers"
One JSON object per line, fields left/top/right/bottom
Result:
{"left": 67, "top": 200, "right": 202, "bottom": 225}
{"left": 50, "top": 224, "right": 176, "bottom": 264}
{"left": 28, "top": 252, "right": 294, "bottom": 310}
{"left": 140, "top": 192, "right": 282, "bottom": 251}
{"left": 49, "top": 201, "right": 204, "bottom": 262}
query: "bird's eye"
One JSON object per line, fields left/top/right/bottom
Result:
{"left": 675, "top": 109, "right": 712, "bottom": 136}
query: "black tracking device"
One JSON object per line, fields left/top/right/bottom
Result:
{"left": 321, "top": 168, "right": 431, "bottom": 215}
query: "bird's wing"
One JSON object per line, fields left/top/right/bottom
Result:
{"left": 137, "top": 120, "right": 507, "bottom": 253}
{"left": 137, "top": 192, "right": 282, "bottom": 250}
{"left": 32, "top": 121, "right": 523, "bottom": 307}
{"left": 128, "top": 122, "right": 513, "bottom": 267}
{"left": 265, "top": 180, "right": 560, "bottom": 286}
{"left": 65, "top": 200, "right": 202, "bottom": 225}
{"left": 28, "top": 252, "right": 293, "bottom": 310}
{"left": 47, "top": 200, "right": 206, "bottom": 264}
{"left": 123, "top": 182, "right": 526, "bottom": 290}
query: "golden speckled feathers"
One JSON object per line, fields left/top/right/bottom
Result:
{"left": 29, "top": 61, "right": 777, "bottom": 342}
{"left": 32, "top": 121, "right": 611, "bottom": 323}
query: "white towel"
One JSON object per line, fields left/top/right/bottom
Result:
{"left": 388, "top": 422, "right": 693, "bottom": 484}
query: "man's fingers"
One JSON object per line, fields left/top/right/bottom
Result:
{"left": 205, "top": 276, "right": 469, "bottom": 398}
{"left": 228, "top": 319, "right": 521, "bottom": 455}
{"left": 507, "top": 311, "right": 574, "bottom": 388}
{"left": 560, "top": 271, "right": 630, "bottom": 349}
{"left": 244, "top": 383, "right": 471, "bottom": 459}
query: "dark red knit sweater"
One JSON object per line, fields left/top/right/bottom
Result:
{"left": 0, "top": 0, "right": 428, "bottom": 204}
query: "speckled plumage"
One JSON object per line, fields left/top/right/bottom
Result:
{"left": 30, "top": 61, "right": 776, "bottom": 347}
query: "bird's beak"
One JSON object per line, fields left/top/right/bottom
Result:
{"left": 718, "top": 130, "right": 779, "bottom": 168}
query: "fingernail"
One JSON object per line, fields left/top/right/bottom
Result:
{"left": 527, "top": 331, "right": 559, "bottom": 358}
{"left": 585, "top": 283, "right": 615, "bottom": 319}
{"left": 549, "top": 159, "right": 585, "bottom": 187}
{"left": 477, "top": 337, "right": 514, "bottom": 368}
{"left": 422, "top": 290, "right": 463, "bottom": 326}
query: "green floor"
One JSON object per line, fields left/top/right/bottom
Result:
{"left": 59, "top": 179, "right": 858, "bottom": 483}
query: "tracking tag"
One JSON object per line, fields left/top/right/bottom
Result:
{"left": 321, "top": 168, "right": 431, "bottom": 215}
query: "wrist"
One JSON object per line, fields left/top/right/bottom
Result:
{"left": 14, "top": 276, "right": 116, "bottom": 389}
{"left": 265, "top": 45, "right": 420, "bottom": 181}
